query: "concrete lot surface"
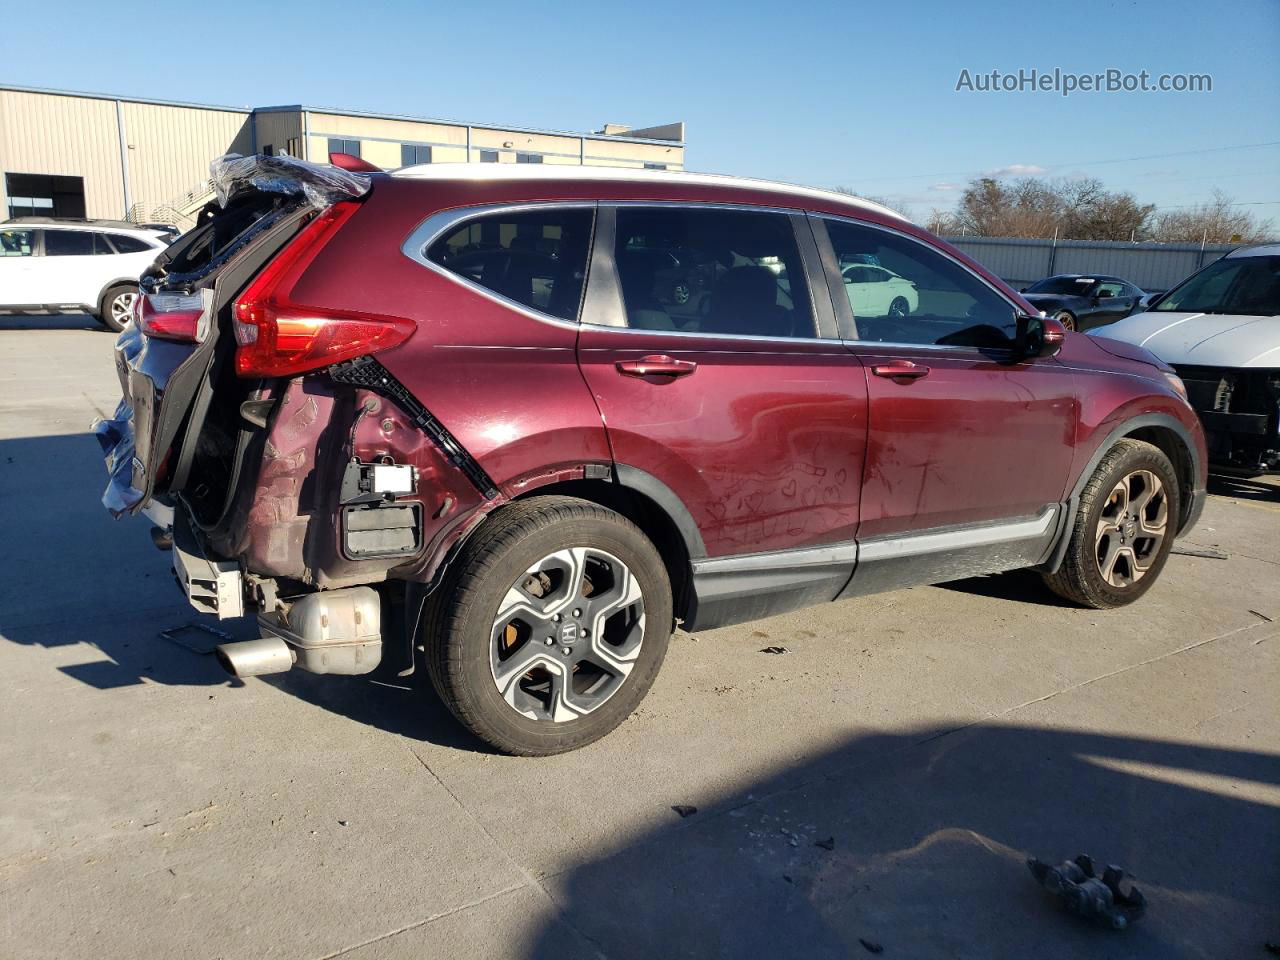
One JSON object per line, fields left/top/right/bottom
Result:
{"left": 2, "top": 318, "right": 1277, "bottom": 959}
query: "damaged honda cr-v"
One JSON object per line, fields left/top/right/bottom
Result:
{"left": 97, "top": 154, "right": 1209, "bottom": 755}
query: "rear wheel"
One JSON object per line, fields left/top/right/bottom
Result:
{"left": 888, "top": 296, "right": 911, "bottom": 318}
{"left": 1042, "top": 439, "right": 1179, "bottom": 608}
{"left": 423, "top": 496, "right": 672, "bottom": 755}
{"left": 1053, "top": 309, "right": 1077, "bottom": 332}
{"left": 98, "top": 284, "right": 138, "bottom": 332}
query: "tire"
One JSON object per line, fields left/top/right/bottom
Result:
{"left": 1042, "top": 439, "right": 1180, "bottom": 609}
{"left": 422, "top": 496, "right": 673, "bottom": 755}
{"left": 889, "top": 296, "right": 911, "bottom": 318}
{"left": 98, "top": 283, "right": 139, "bottom": 332}
{"left": 1053, "top": 309, "right": 1077, "bottom": 332}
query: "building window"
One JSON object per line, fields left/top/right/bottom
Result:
{"left": 401, "top": 144, "right": 432, "bottom": 166}
{"left": 5, "top": 173, "right": 86, "bottom": 219}
{"left": 285, "top": 137, "right": 301, "bottom": 157}
{"left": 516, "top": 153, "right": 543, "bottom": 164}
{"left": 644, "top": 163, "right": 667, "bottom": 170}
{"left": 479, "top": 150, "right": 500, "bottom": 163}
{"left": 327, "top": 138, "right": 361, "bottom": 159}
{"left": 262, "top": 144, "right": 275, "bottom": 156}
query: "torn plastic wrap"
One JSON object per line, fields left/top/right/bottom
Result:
{"left": 209, "top": 153, "right": 371, "bottom": 211}
{"left": 93, "top": 398, "right": 143, "bottom": 519}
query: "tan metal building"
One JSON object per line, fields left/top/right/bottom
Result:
{"left": 0, "top": 85, "right": 685, "bottom": 225}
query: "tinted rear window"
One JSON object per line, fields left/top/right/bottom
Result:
{"left": 108, "top": 233, "right": 154, "bottom": 253}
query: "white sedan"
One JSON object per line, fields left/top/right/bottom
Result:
{"left": 0, "top": 218, "right": 174, "bottom": 331}
{"left": 841, "top": 263, "right": 919, "bottom": 318}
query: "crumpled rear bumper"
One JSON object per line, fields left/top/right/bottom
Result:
{"left": 92, "top": 398, "right": 144, "bottom": 519}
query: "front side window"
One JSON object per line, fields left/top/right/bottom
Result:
{"left": 824, "top": 219, "right": 1017, "bottom": 348}
{"left": 402, "top": 144, "right": 432, "bottom": 166}
{"left": 43, "top": 230, "right": 95, "bottom": 256}
{"left": 426, "top": 207, "right": 594, "bottom": 321}
{"left": 0, "top": 228, "right": 33, "bottom": 256}
{"left": 613, "top": 207, "right": 814, "bottom": 338}
{"left": 1154, "top": 255, "right": 1279, "bottom": 317}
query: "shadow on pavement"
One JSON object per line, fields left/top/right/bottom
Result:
{"left": 526, "top": 723, "right": 1280, "bottom": 959}
{"left": 935, "top": 568, "right": 1078, "bottom": 607}
{"left": 1209, "top": 472, "right": 1280, "bottom": 503}
{"left": 0, "top": 313, "right": 107, "bottom": 332}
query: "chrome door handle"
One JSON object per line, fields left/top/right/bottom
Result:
{"left": 871, "top": 360, "right": 930, "bottom": 381}
{"left": 616, "top": 355, "right": 698, "bottom": 378}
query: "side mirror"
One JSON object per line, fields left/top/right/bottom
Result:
{"left": 1016, "top": 312, "right": 1066, "bottom": 359}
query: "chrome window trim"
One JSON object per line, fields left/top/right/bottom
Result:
{"left": 400, "top": 201, "right": 599, "bottom": 332}
{"left": 586, "top": 201, "right": 837, "bottom": 346}
{"left": 811, "top": 211, "right": 1028, "bottom": 355}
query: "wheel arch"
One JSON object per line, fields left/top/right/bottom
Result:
{"left": 97, "top": 278, "right": 140, "bottom": 313}
{"left": 1072, "top": 413, "right": 1203, "bottom": 536}
{"left": 506, "top": 472, "right": 700, "bottom": 627}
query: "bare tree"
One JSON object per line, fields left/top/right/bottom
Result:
{"left": 950, "top": 176, "right": 1152, "bottom": 240}
{"left": 1149, "top": 190, "right": 1276, "bottom": 243}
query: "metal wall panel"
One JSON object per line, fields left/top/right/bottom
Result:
{"left": 0, "top": 89, "right": 124, "bottom": 218}
{"left": 945, "top": 235, "right": 1238, "bottom": 292}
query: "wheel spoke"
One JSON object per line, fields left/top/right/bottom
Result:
{"left": 488, "top": 546, "right": 645, "bottom": 724}
{"left": 1098, "top": 536, "right": 1124, "bottom": 583}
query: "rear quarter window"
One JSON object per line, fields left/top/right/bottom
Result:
{"left": 107, "top": 233, "right": 155, "bottom": 254}
{"left": 426, "top": 208, "right": 595, "bottom": 321}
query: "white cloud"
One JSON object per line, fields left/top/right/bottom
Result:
{"left": 984, "top": 163, "right": 1047, "bottom": 178}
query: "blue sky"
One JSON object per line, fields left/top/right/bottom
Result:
{"left": 2, "top": 0, "right": 1277, "bottom": 222}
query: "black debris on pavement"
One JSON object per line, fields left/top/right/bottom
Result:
{"left": 1027, "top": 854, "right": 1145, "bottom": 929}
{"left": 1249, "top": 610, "right": 1274, "bottom": 622}
{"left": 671, "top": 805, "right": 698, "bottom": 818}
{"left": 815, "top": 836, "right": 835, "bottom": 850}
{"left": 858, "top": 938, "right": 884, "bottom": 954}
{"left": 759, "top": 645, "right": 788, "bottom": 655}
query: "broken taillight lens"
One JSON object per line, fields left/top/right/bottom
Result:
{"left": 136, "top": 292, "right": 204, "bottom": 342}
{"left": 232, "top": 202, "right": 414, "bottom": 378}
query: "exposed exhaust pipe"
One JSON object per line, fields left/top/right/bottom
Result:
{"left": 215, "top": 637, "right": 295, "bottom": 678}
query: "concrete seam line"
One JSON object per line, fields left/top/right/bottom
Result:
{"left": 407, "top": 747, "right": 612, "bottom": 960}
{"left": 312, "top": 882, "right": 528, "bottom": 960}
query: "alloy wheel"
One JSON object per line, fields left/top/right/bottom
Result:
{"left": 1095, "top": 469, "right": 1168, "bottom": 588}
{"left": 889, "top": 296, "right": 910, "bottom": 318}
{"left": 110, "top": 291, "right": 138, "bottom": 326}
{"left": 489, "top": 547, "right": 645, "bottom": 722}
{"left": 1054, "top": 310, "right": 1076, "bottom": 332}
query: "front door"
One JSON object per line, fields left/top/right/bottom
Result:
{"left": 578, "top": 205, "right": 869, "bottom": 622}
{"left": 0, "top": 226, "right": 37, "bottom": 304}
{"left": 815, "top": 216, "right": 1078, "bottom": 546}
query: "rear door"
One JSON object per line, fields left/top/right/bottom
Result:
{"left": 813, "top": 215, "right": 1077, "bottom": 556}
{"left": 579, "top": 204, "right": 868, "bottom": 565}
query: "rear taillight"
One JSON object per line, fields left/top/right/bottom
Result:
{"left": 232, "top": 203, "right": 414, "bottom": 378}
{"left": 136, "top": 292, "right": 204, "bottom": 342}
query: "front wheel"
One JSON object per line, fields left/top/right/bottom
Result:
{"left": 1042, "top": 439, "right": 1180, "bottom": 609}
{"left": 98, "top": 284, "right": 138, "bottom": 333}
{"left": 422, "top": 496, "right": 672, "bottom": 755}
{"left": 888, "top": 296, "right": 911, "bottom": 318}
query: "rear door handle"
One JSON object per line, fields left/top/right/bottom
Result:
{"left": 616, "top": 355, "right": 697, "bottom": 378}
{"left": 871, "top": 360, "right": 930, "bottom": 381}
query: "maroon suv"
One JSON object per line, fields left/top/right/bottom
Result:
{"left": 97, "top": 156, "right": 1207, "bottom": 755}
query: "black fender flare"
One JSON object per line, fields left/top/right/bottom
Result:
{"left": 1042, "top": 412, "right": 1204, "bottom": 573}
{"left": 612, "top": 463, "right": 707, "bottom": 560}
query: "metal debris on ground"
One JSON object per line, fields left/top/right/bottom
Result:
{"left": 1027, "top": 854, "right": 1145, "bottom": 929}
{"left": 671, "top": 805, "right": 698, "bottom": 818}
{"left": 1249, "top": 610, "right": 1274, "bottom": 622}
{"left": 158, "top": 622, "right": 236, "bottom": 655}
{"left": 1170, "top": 546, "right": 1229, "bottom": 560}
{"left": 759, "top": 645, "right": 789, "bottom": 655}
